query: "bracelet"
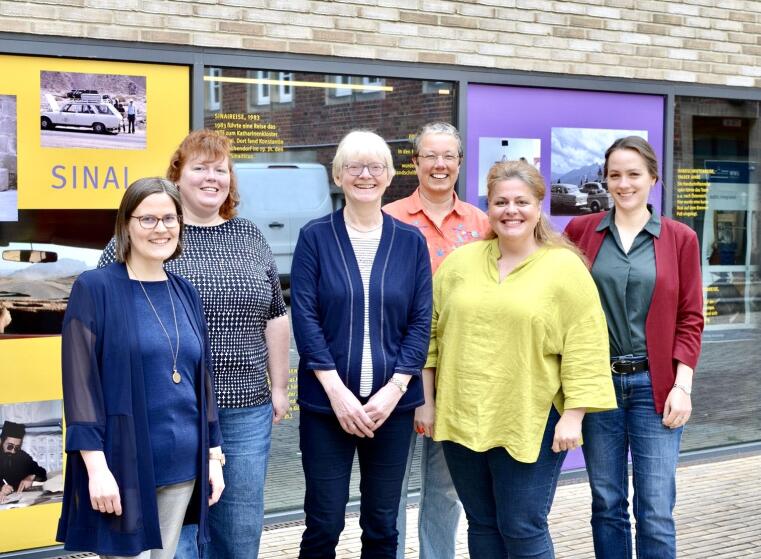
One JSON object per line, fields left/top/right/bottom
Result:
{"left": 673, "top": 383, "right": 692, "bottom": 396}
{"left": 388, "top": 377, "right": 407, "bottom": 394}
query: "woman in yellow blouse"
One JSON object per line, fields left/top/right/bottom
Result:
{"left": 424, "top": 160, "right": 616, "bottom": 559}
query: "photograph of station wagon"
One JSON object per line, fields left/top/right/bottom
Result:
{"left": 40, "top": 71, "right": 147, "bottom": 150}
{"left": 550, "top": 126, "right": 647, "bottom": 216}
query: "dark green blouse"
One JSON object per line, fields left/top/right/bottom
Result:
{"left": 590, "top": 208, "right": 660, "bottom": 358}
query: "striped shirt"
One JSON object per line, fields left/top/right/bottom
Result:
{"left": 346, "top": 223, "right": 383, "bottom": 397}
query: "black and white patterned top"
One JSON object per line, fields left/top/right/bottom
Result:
{"left": 99, "top": 217, "right": 287, "bottom": 408}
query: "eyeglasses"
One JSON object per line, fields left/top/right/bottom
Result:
{"left": 344, "top": 163, "right": 387, "bottom": 177}
{"left": 131, "top": 214, "right": 181, "bottom": 229}
{"left": 416, "top": 153, "right": 461, "bottom": 164}
{"left": 3, "top": 442, "right": 20, "bottom": 451}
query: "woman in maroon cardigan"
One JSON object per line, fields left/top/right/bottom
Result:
{"left": 565, "top": 136, "right": 703, "bottom": 559}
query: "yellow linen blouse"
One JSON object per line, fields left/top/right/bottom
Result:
{"left": 427, "top": 239, "right": 616, "bottom": 463}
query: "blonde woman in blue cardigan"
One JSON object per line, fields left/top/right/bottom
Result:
{"left": 291, "top": 130, "right": 432, "bottom": 559}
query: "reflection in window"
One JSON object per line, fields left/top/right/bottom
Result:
{"left": 333, "top": 75, "right": 352, "bottom": 97}
{"left": 203, "top": 66, "right": 456, "bottom": 515}
{"left": 206, "top": 67, "right": 221, "bottom": 111}
{"left": 673, "top": 96, "right": 761, "bottom": 451}
{"left": 279, "top": 72, "right": 293, "bottom": 102}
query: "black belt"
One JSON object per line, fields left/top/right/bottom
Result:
{"left": 610, "top": 358, "right": 649, "bottom": 375}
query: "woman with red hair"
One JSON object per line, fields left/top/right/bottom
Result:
{"left": 99, "top": 130, "right": 289, "bottom": 558}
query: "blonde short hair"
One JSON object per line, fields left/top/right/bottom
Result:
{"left": 332, "top": 130, "right": 395, "bottom": 184}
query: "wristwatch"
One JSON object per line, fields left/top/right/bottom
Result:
{"left": 209, "top": 450, "right": 226, "bottom": 466}
{"left": 388, "top": 377, "right": 407, "bottom": 394}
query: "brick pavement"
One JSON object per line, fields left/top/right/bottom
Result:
{"left": 259, "top": 452, "right": 761, "bottom": 558}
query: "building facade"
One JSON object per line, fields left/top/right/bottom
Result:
{"left": 0, "top": 1, "right": 760, "bottom": 554}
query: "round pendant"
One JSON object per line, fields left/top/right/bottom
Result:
{"left": 172, "top": 370, "right": 182, "bottom": 384}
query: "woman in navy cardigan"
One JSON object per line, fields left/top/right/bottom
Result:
{"left": 57, "top": 178, "right": 223, "bottom": 558}
{"left": 291, "top": 130, "right": 432, "bottom": 558}
{"left": 565, "top": 137, "right": 703, "bottom": 559}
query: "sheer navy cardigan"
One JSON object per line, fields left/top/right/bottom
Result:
{"left": 57, "top": 263, "right": 222, "bottom": 556}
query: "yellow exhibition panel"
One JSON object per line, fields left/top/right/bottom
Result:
{"left": 0, "top": 54, "right": 189, "bottom": 210}
{"left": 0, "top": 54, "right": 189, "bottom": 553}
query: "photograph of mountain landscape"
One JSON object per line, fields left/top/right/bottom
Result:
{"left": 550, "top": 127, "right": 648, "bottom": 216}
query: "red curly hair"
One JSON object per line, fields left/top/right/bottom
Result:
{"left": 166, "top": 129, "right": 239, "bottom": 220}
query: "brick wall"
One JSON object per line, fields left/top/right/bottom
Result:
{"left": 1, "top": 0, "right": 759, "bottom": 88}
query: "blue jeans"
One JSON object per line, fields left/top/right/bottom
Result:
{"left": 582, "top": 371, "right": 682, "bottom": 559}
{"left": 442, "top": 408, "right": 565, "bottom": 559}
{"left": 299, "top": 409, "right": 413, "bottom": 559}
{"left": 174, "top": 403, "right": 273, "bottom": 559}
{"left": 396, "top": 434, "right": 462, "bottom": 559}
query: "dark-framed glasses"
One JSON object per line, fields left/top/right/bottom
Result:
{"left": 417, "top": 153, "right": 461, "bottom": 164}
{"left": 344, "top": 162, "right": 387, "bottom": 177}
{"left": 3, "top": 442, "right": 21, "bottom": 451}
{"left": 131, "top": 214, "right": 181, "bottom": 229}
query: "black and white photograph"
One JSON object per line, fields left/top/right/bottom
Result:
{"left": 477, "top": 136, "right": 541, "bottom": 210}
{"left": 0, "top": 209, "right": 110, "bottom": 337}
{"left": 40, "top": 71, "right": 147, "bottom": 150}
{"left": 550, "top": 127, "right": 647, "bottom": 215}
{"left": 0, "top": 95, "right": 17, "bottom": 222}
{"left": 0, "top": 401, "right": 63, "bottom": 510}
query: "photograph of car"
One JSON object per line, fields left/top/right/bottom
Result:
{"left": 580, "top": 181, "right": 612, "bottom": 212}
{"left": 40, "top": 70, "right": 147, "bottom": 150}
{"left": 550, "top": 183, "right": 588, "bottom": 214}
{"left": 40, "top": 100, "right": 121, "bottom": 134}
{"left": 65, "top": 89, "right": 97, "bottom": 99}
{"left": 550, "top": 126, "right": 650, "bottom": 216}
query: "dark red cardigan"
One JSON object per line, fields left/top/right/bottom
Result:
{"left": 565, "top": 212, "right": 704, "bottom": 413}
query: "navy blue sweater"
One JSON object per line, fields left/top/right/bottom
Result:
{"left": 291, "top": 209, "right": 432, "bottom": 414}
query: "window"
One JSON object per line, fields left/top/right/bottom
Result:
{"left": 256, "top": 70, "right": 271, "bottom": 105}
{"left": 361, "top": 76, "right": 383, "bottom": 93}
{"left": 206, "top": 67, "right": 221, "bottom": 111}
{"left": 673, "top": 96, "right": 761, "bottom": 451}
{"left": 203, "top": 66, "right": 456, "bottom": 515}
{"left": 279, "top": 71, "right": 293, "bottom": 103}
{"left": 333, "top": 75, "right": 352, "bottom": 97}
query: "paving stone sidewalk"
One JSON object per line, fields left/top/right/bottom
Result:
{"left": 259, "top": 452, "right": 761, "bottom": 558}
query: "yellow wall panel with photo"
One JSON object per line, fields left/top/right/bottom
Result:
{"left": 0, "top": 53, "right": 190, "bottom": 554}
{"left": 0, "top": 336, "right": 63, "bottom": 553}
{"left": 0, "top": 54, "right": 189, "bottom": 209}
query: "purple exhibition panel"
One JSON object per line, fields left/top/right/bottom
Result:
{"left": 466, "top": 84, "right": 665, "bottom": 233}
{"left": 467, "top": 85, "right": 664, "bottom": 470}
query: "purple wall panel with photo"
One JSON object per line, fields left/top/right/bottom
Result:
{"left": 466, "top": 84, "right": 665, "bottom": 232}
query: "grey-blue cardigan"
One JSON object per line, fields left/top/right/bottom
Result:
{"left": 57, "top": 263, "right": 222, "bottom": 556}
{"left": 291, "top": 209, "right": 432, "bottom": 413}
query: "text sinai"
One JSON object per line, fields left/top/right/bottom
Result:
{"left": 51, "top": 166, "right": 129, "bottom": 189}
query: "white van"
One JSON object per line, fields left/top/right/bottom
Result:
{"left": 234, "top": 162, "right": 334, "bottom": 285}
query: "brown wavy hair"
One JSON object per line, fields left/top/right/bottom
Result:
{"left": 486, "top": 160, "right": 583, "bottom": 257}
{"left": 166, "top": 129, "right": 239, "bottom": 220}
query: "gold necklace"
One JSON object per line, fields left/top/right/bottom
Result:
{"left": 126, "top": 262, "right": 182, "bottom": 384}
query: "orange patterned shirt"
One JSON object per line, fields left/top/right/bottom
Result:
{"left": 384, "top": 188, "right": 491, "bottom": 274}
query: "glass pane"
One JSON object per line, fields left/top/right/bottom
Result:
{"left": 673, "top": 96, "right": 761, "bottom": 451}
{"left": 204, "top": 66, "right": 456, "bottom": 515}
